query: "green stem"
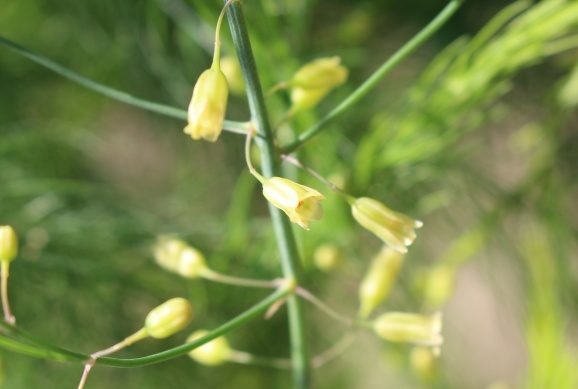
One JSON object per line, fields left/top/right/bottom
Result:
{"left": 1, "top": 261, "right": 14, "bottom": 325}
{"left": 0, "top": 287, "right": 290, "bottom": 367}
{"left": 225, "top": 2, "right": 310, "bottom": 388}
{"left": 201, "top": 268, "right": 277, "bottom": 289}
{"left": 0, "top": 36, "right": 247, "bottom": 133}
{"left": 281, "top": 0, "right": 464, "bottom": 154}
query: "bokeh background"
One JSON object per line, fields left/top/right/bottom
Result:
{"left": 1, "top": 0, "right": 577, "bottom": 388}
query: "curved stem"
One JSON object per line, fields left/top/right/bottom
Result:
{"left": 228, "top": 350, "right": 291, "bottom": 369}
{"left": 295, "top": 287, "right": 353, "bottom": 326}
{"left": 0, "top": 36, "right": 248, "bottom": 133}
{"left": 281, "top": 0, "right": 464, "bottom": 154}
{"left": 96, "top": 286, "right": 291, "bottom": 367}
{"left": 225, "top": 2, "right": 310, "bottom": 388}
{"left": 1, "top": 262, "right": 14, "bottom": 325}
{"left": 311, "top": 331, "right": 358, "bottom": 368}
{"left": 201, "top": 268, "right": 277, "bottom": 289}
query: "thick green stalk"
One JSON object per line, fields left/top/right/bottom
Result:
{"left": 282, "top": 0, "right": 464, "bottom": 154}
{"left": 225, "top": 2, "right": 310, "bottom": 388}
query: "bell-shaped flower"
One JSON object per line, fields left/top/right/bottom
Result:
{"left": 0, "top": 225, "right": 18, "bottom": 262}
{"left": 358, "top": 246, "right": 404, "bottom": 319}
{"left": 373, "top": 312, "right": 443, "bottom": 347}
{"left": 262, "top": 177, "right": 325, "bottom": 230}
{"left": 153, "top": 237, "right": 208, "bottom": 279}
{"left": 291, "top": 57, "right": 348, "bottom": 90}
{"left": 289, "top": 57, "right": 348, "bottom": 112}
{"left": 145, "top": 298, "right": 194, "bottom": 339}
{"left": 187, "top": 329, "right": 231, "bottom": 366}
{"left": 184, "top": 67, "right": 229, "bottom": 142}
{"left": 351, "top": 197, "right": 422, "bottom": 253}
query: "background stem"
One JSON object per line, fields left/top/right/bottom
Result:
{"left": 225, "top": 2, "right": 310, "bottom": 388}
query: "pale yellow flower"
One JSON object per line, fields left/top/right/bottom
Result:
{"left": 373, "top": 312, "right": 443, "bottom": 347}
{"left": 262, "top": 177, "right": 325, "bottom": 230}
{"left": 351, "top": 197, "right": 422, "bottom": 253}
{"left": 184, "top": 68, "right": 228, "bottom": 142}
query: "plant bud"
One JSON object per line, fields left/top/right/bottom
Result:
{"left": 153, "top": 237, "right": 207, "bottom": 279}
{"left": 262, "top": 177, "right": 325, "bottom": 230}
{"left": 0, "top": 226, "right": 18, "bottom": 262}
{"left": 410, "top": 346, "right": 436, "bottom": 382}
{"left": 423, "top": 265, "right": 456, "bottom": 309}
{"left": 184, "top": 68, "right": 229, "bottom": 142}
{"left": 373, "top": 312, "right": 442, "bottom": 347}
{"left": 313, "top": 244, "right": 342, "bottom": 272}
{"left": 291, "top": 57, "right": 348, "bottom": 90}
{"left": 289, "top": 57, "right": 348, "bottom": 112}
{"left": 358, "top": 246, "right": 404, "bottom": 319}
{"left": 187, "top": 329, "right": 231, "bottom": 366}
{"left": 351, "top": 197, "right": 422, "bottom": 253}
{"left": 145, "top": 298, "right": 194, "bottom": 339}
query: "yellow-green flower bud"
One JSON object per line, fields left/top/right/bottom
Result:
{"left": 187, "top": 329, "right": 231, "bottom": 366}
{"left": 153, "top": 237, "right": 207, "bottom": 279}
{"left": 0, "top": 226, "right": 18, "bottom": 262}
{"left": 423, "top": 265, "right": 456, "bottom": 309}
{"left": 220, "top": 56, "right": 245, "bottom": 96}
{"left": 289, "top": 57, "right": 348, "bottom": 112}
{"left": 262, "top": 177, "right": 325, "bottom": 230}
{"left": 373, "top": 312, "right": 442, "bottom": 347}
{"left": 291, "top": 57, "right": 348, "bottom": 90}
{"left": 351, "top": 197, "right": 423, "bottom": 253}
{"left": 145, "top": 298, "right": 194, "bottom": 339}
{"left": 184, "top": 68, "right": 229, "bottom": 142}
{"left": 358, "top": 246, "right": 404, "bottom": 319}
{"left": 410, "top": 346, "right": 436, "bottom": 382}
{"left": 313, "top": 244, "right": 342, "bottom": 272}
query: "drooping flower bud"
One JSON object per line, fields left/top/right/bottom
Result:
{"left": 410, "top": 346, "right": 437, "bottom": 382}
{"left": 373, "top": 312, "right": 442, "bottom": 347}
{"left": 291, "top": 57, "right": 348, "bottom": 90}
{"left": 358, "top": 246, "right": 404, "bottom": 319}
{"left": 0, "top": 225, "right": 18, "bottom": 262}
{"left": 187, "top": 329, "right": 231, "bottom": 366}
{"left": 289, "top": 57, "right": 348, "bottom": 112}
{"left": 423, "top": 265, "right": 456, "bottom": 309}
{"left": 144, "top": 298, "right": 194, "bottom": 339}
{"left": 184, "top": 67, "right": 229, "bottom": 142}
{"left": 262, "top": 177, "right": 325, "bottom": 230}
{"left": 351, "top": 197, "right": 423, "bottom": 253}
{"left": 313, "top": 244, "right": 342, "bottom": 272}
{"left": 153, "top": 237, "right": 208, "bottom": 279}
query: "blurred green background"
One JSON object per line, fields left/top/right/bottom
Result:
{"left": 1, "top": 0, "right": 578, "bottom": 388}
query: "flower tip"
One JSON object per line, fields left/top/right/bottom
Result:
{"left": 414, "top": 220, "right": 424, "bottom": 228}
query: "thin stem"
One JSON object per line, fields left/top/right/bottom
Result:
{"left": 201, "top": 268, "right": 277, "bottom": 289}
{"left": 295, "top": 287, "right": 353, "bottom": 326}
{"left": 245, "top": 129, "right": 266, "bottom": 183}
{"left": 228, "top": 350, "right": 292, "bottom": 369}
{"left": 281, "top": 154, "right": 347, "bottom": 196}
{"left": 226, "top": 2, "right": 310, "bottom": 388}
{"left": 281, "top": 0, "right": 464, "bottom": 154}
{"left": 311, "top": 331, "right": 358, "bottom": 368}
{"left": 90, "top": 328, "right": 149, "bottom": 359}
{"left": 212, "top": 0, "right": 236, "bottom": 69}
{"left": 1, "top": 261, "right": 14, "bottom": 325}
{"left": 95, "top": 285, "right": 291, "bottom": 367}
{"left": 544, "top": 34, "right": 578, "bottom": 56}
{"left": 0, "top": 36, "right": 247, "bottom": 133}
{"left": 77, "top": 364, "right": 92, "bottom": 389}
